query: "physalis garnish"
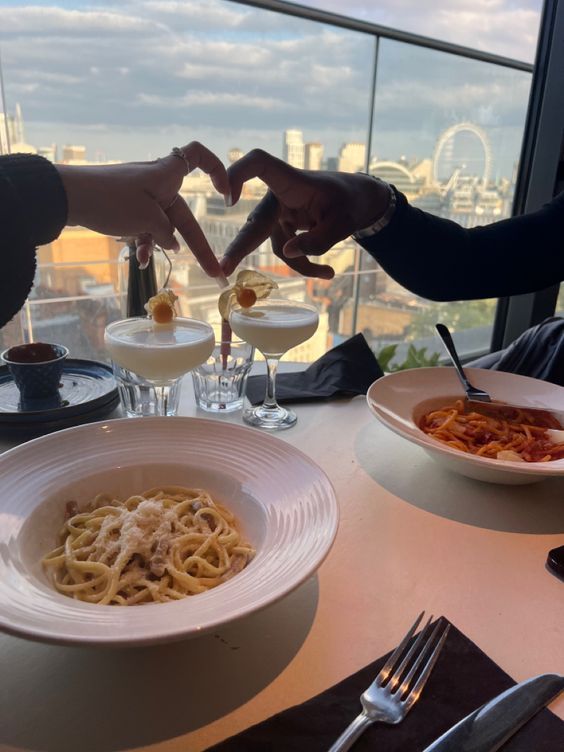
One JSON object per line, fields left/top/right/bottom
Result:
{"left": 218, "top": 270, "right": 278, "bottom": 320}
{"left": 236, "top": 287, "right": 257, "bottom": 308}
{"left": 145, "top": 289, "right": 178, "bottom": 324}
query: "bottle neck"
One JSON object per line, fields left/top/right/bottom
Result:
{"left": 125, "top": 244, "right": 158, "bottom": 317}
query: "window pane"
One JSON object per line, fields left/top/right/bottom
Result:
{"left": 556, "top": 285, "right": 564, "bottom": 317}
{"left": 1, "top": 1, "right": 375, "bottom": 362}
{"left": 286, "top": 0, "right": 542, "bottom": 63}
{"left": 355, "top": 40, "right": 532, "bottom": 366}
{"left": 0, "top": 2, "right": 536, "bottom": 368}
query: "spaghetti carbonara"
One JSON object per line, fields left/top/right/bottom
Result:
{"left": 42, "top": 486, "right": 255, "bottom": 605}
{"left": 420, "top": 399, "right": 564, "bottom": 462}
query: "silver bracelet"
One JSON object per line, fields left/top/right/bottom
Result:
{"left": 352, "top": 179, "right": 396, "bottom": 240}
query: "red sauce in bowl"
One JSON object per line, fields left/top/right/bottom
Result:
{"left": 5, "top": 342, "right": 61, "bottom": 363}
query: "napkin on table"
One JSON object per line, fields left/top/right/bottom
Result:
{"left": 245, "top": 333, "right": 384, "bottom": 405}
{"left": 206, "top": 620, "right": 564, "bottom": 751}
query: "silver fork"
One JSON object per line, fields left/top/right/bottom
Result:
{"left": 328, "top": 612, "right": 450, "bottom": 752}
{"left": 435, "top": 323, "right": 491, "bottom": 402}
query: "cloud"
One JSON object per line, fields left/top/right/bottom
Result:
{"left": 285, "top": 0, "right": 540, "bottom": 61}
{"left": 18, "top": 70, "right": 84, "bottom": 85}
{"left": 0, "top": 5, "right": 163, "bottom": 34}
{"left": 0, "top": 0, "right": 536, "bottom": 177}
{"left": 136, "top": 91, "right": 287, "bottom": 111}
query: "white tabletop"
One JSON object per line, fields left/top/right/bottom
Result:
{"left": 0, "top": 371, "right": 563, "bottom": 752}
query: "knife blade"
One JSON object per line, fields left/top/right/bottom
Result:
{"left": 422, "top": 673, "right": 564, "bottom": 752}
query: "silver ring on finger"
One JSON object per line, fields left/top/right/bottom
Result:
{"left": 170, "top": 146, "right": 190, "bottom": 174}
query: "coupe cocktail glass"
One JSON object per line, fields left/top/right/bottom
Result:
{"left": 105, "top": 316, "right": 214, "bottom": 417}
{"left": 229, "top": 299, "right": 319, "bottom": 430}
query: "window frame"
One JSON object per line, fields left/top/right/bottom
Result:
{"left": 493, "top": 0, "right": 564, "bottom": 350}
{"left": 236, "top": 0, "right": 542, "bottom": 351}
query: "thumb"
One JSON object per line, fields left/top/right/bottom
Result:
{"left": 283, "top": 218, "right": 350, "bottom": 258}
{"left": 146, "top": 205, "right": 181, "bottom": 251}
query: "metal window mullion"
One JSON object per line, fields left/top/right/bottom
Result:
{"left": 494, "top": 0, "right": 564, "bottom": 349}
{"left": 231, "top": 0, "right": 532, "bottom": 72}
{"left": 23, "top": 300, "right": 33, "bottom": 342}
{"left": 350, "top": 34, "right": 379, "bottom": 335}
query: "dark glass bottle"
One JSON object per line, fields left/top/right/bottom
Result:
{"left": 118, "top": 241, "right": 160, "bottom": 317}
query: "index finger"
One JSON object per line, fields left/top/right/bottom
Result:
{"left": 181, "top": 141, "right": 230, "bottom": 197}
{"left": 220, "top": 191, "right": 280, "bottom": 276}
{"left": 271, "top": 224, "right": 335, "bottom": 280}
{"left": 166, "top": 194, "right": 221, "bottom": 277}
{"left": 227, "top": 149, "right": 301, "bottom": 204}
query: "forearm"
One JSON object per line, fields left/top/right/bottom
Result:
{"left": 0, "top": 154, "right": 68, "bottom": 327}
{"left": 359, "top": 189, "right": 564, "bottom": 301}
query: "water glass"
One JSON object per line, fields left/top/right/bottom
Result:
{"left": 113, "top": 363, "right": 181, "bottom": 417}
{"left": 192, "top": 341, "right": 254, "bottom": 413}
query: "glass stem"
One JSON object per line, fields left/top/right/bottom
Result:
{"left": 154, "top": 382, "right": 174, "bottom": 416}
{"left": 263, "top": 357, "right": 280, "bottom": 410}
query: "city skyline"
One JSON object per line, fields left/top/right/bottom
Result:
{"left": 0, "top": 1, "right": 534, "bottom": 177}
{"left": 1, "top": 102, "right": 515, "bottom": 194}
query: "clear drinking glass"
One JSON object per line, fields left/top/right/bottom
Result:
{"left": 229, "top": 299, "right": 319, "bottom": 430}
{"left": 105, "top": 316, "right": 214, "bottom": 417}
{"left": 192, "top": 340, "right": 254, "bottom": 412}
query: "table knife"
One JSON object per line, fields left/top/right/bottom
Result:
{"left": 422, "top": 673, "right": 564, "bottom": 751}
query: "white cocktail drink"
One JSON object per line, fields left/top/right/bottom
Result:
{"left": 230, "top": 301, "right": 319, "bottom": 357}
{"left": 106, "top": 318, "right": 214, "bottom": 382}
{"left": 105, "top": 317, "right": 214, "bottom": 417}
{"left": 229, "top": 299, "right": 319, "bottom": 430}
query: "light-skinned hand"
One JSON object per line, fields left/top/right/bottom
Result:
{"left": 57, "top": 141, "right": 230, "bottom": 278}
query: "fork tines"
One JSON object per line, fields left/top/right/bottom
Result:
{"left": 380, "top": 612, "right": 450, "bottom": 708}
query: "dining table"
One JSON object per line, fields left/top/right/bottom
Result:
{"left": 0, "top": 364, "right": 562, "bottom": 752}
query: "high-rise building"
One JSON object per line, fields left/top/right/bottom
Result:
{"left": 228, "top": 147, "right": 244, "bottom": 164}
{"left": 38, "top": 144, "right": 57, "bottom": 162}
{"left": 0, "top": 114, "right": 10, "bottom": 154}
{"left": 0, "top": 102, "right": 25, "bottom": 154}
{"left": 283, "top": 129, "right": 304, "bottom": 169}
{"left": 305, "top": 142, "right": 323, "bottom": 170}
{"left": 338, "top": 142, "right": 366, "bottom": 173}
{"left": 13, "top": 103, "right": 24, "bottom": 143}
{"left": 62, "top": 145, "right": 87, "bottom": 163}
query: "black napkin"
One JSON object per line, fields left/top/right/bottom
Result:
{"left": 245, "top": 333, "right": 384, "bottom": 405}
{"left": 207, "top": 620, "right": 564, "bottom": 751}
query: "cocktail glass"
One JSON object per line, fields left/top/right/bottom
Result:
{"left": 229, "top": 299, "right": 319, "bottom": 430}
{"left": 105, "top": 316, "right": 214, "bottom": 417}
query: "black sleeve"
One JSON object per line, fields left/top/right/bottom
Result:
{"left": 358, "top": 187, "right": 564, "bottom": 301}
{"left": 0, "top": 154, "right": 68, "bottom": 328}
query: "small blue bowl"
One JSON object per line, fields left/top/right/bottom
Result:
{"left": 1, "top": 343, "right": 69, "bottom": 400}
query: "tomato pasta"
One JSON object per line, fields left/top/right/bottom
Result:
{"left": 419, "top": 399, "right": 564, "bottom": 462}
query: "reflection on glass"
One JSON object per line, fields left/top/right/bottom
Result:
{"left": 284, "top": 0, "right": 542, "bottom": 63}
{"left": 2, "top": 1, "right": 535, "bottom": 365}
{"left": 355, "top": 39, "right": 532, "bottom": 366}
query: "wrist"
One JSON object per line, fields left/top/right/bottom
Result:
{"left": 352, "top": 177, "right": 395, "bottom": 239}
{"left": 55, "top": 164, "right": 90, "bottom": 227}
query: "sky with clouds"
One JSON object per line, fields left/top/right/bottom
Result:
{"left": 0, "top": 1, "right": 543, "bottom": 177}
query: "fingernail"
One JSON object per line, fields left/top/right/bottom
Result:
{"left": 224, "top": 192, "right": 232, "bottom": 207}
{"left": 138, "top": 260, "right": 150, "bottom": 271}
{"left": 284, "top": 247, "right": 304, "bottom": 259}
{"left": 215, "top": 273, "right": 230, "bottom": 289}
{"left": 171, "top": 237, "right": 180, "bottom": 252}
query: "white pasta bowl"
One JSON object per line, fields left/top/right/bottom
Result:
{"left": 367, "top": 367, "right": 564, "bottom": 485}
{"left": 0, "top": 417, "right": 338, "bottom": 646}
